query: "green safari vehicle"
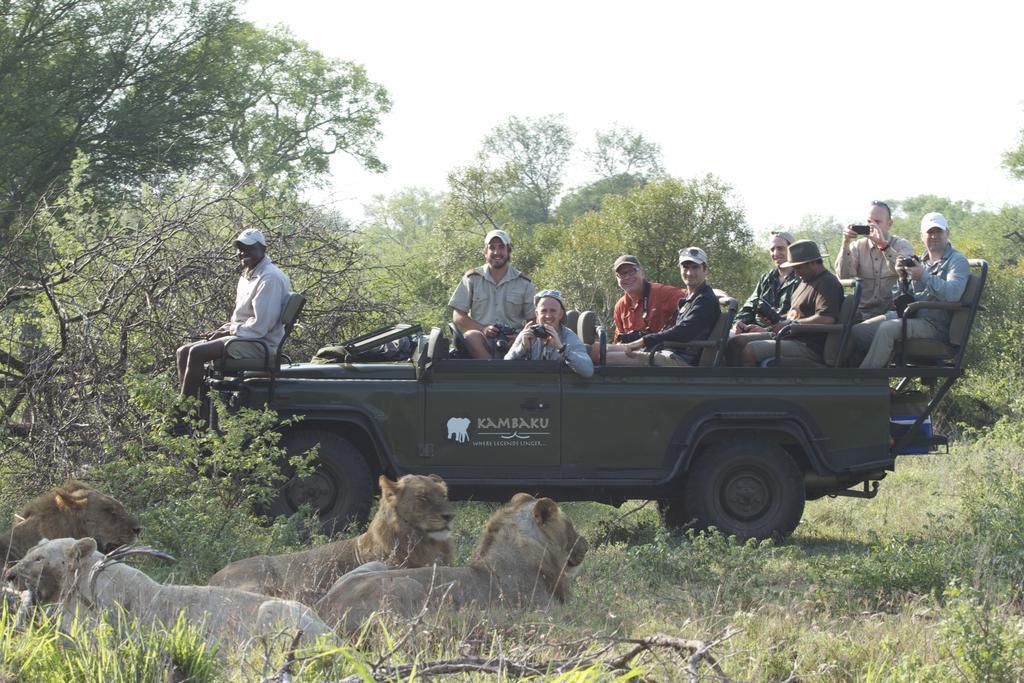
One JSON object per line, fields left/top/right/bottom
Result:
{"left": 207, "top": 260, "right": 986, "bottom": 541}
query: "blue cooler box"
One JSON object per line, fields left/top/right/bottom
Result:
{"left": 890, "top": 415, "right": 933, "bottom": 454}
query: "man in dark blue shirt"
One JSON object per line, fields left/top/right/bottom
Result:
{"left": 604, "top": 246, "right": 721, "bottom": 366}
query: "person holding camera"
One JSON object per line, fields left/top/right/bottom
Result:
{"left": 448, "top": 229, "right": 536, "bottom": 359}
{"left": 504, "top": 290, "right": 594, "bottom": 378}
{"left": 609, "top": 255, "right": 685, "bottom": 344}
{"left": 738, "top": 240, "right": 845, "bottom": 367}
{"left": 726, "top": 231, "right": 802, "bottom": 364}
{"left": 604, "top": 247, "right": 720, "bottom": 367}
{"left": 857, "top": 212, "right": 969, "bottom": 368}
{"left": 836, "top": 200, "right": 915, "bottom": 319}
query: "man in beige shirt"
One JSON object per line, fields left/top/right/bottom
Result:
{"left": 835, "top": 200, "right": 915, "bottom": 319}
{"left": 448, "top": 230, "right": 535, "bottom": 359}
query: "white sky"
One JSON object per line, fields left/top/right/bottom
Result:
{"left": 243, "top": 0, "right": 1024, "bottom": 232}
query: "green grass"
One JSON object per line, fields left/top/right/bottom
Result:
{"left": 4, "top": 435, "right": 1024, "bottom": 680}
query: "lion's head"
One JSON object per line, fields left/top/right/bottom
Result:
{"left": 4, "top": 537, "right": 99, "bottom": 604}
{"left": 18, "top": 481, "right": 140, "bottom": 555}
{"left": 472, "top": 493, "right": 589, "bottom": 602}
{"left": 381, "top": 474, "right": 454, "bottom": 541}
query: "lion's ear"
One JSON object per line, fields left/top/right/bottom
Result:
{"left": 379, "top": 475, "right": 399, "bottom": 502}
{"left": 427, "top": 474, "right": 444, "bottom": 484}
{"left": 533, "top": 498, "right": 559, "bottom": 525}
{"left": 68, "top": 537, "right": 97, "bottom": 560}
{"left": 54, "top": 490, "right": 86, "bottom": 512}
{"left": 509, "top": 493, "right": 535, "bottom": 507}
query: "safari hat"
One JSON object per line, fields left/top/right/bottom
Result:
{"left": 780, "top": 240, "right": 823, "bottom": 267}
{"left": 612, "top": 255, "right": 641, "bottom": 273}
{"left": 234, "top": 228, "right": 266, "bottom": 246}
{"left": 484, "top": 229, "right": 512, "bottom": 246}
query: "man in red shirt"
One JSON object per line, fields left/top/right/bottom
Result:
{"left": 610, "top": 255, "right": 685, "bottom": 343}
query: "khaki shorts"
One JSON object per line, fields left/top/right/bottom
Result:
{"left": 222, "top": 336, "right": 272, "bottom": 359}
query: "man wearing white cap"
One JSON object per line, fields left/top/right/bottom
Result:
{"left": 176, "top": 228, "right": 291, "bottom": 397}
{"left": 448, "top": 229, "right": 535, "bottom": 359}
{"left": 858, "top": 212, "right": 969, "bottom": 368}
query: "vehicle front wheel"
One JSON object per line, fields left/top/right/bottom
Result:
{"left": 684, "top": 440, "right": 805, "bottom": 542}
{"left": 264, "top": 428, "right": 375, "bottom": 536}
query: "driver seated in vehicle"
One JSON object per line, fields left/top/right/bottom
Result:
{"left": 504, "top": 290, "right": 594, "bottom": 378}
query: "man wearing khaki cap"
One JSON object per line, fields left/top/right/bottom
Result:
{"left": 448, "top": 229, "right": 536, "bottom": 359}
{"left": 609, "top": 255, "right": 685, "bottom": 344}
{"left": 176, "top": 228, "right": 291, "bottom": 397}
{"left": 739, "top": 240, "right": 844, "bottom": 366}
{"left": 605, "top": 247, "right": 720, "bottom": 366}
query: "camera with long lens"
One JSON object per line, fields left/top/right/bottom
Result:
{"left": 529, "top": 324, "right": 550, "bottom": 339}
{"left": 756, "top": 301, "right": 782, "bottom": 325}
{"left": 493, "top": 323, "right": 518, "bottom": 353}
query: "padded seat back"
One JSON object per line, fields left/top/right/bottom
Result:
{"left": 902, "top": 260, "right": 987, "bottom": 367}
{"left": 822, "top": 280, "right": 861, "bottom": 367}
{"left": 697, "top": 298, "right": 737, "bottom": 367}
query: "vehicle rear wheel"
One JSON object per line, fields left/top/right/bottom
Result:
{"left": 684, "top": 440, "right": 804, "bottom": 542}
{"left": 264, "top": 428, "right": 374, "bottom": 536}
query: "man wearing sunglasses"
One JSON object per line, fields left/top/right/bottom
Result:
{"left": 604, "top": 247, "right": 720, "bottom": 366}
{"left": 609, "top": 255, "right": 686, "bottom": 344}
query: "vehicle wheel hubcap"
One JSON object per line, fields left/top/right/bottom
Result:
{"left": 722, "top": 472, "right": 770, "bottom": 521}
{"left": 286, "top": 472, "right": 338, "bottom": 512}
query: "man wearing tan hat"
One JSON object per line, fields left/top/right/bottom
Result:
{"left": 176, "top": 228, "right": 291, "bottom": 398}
{"left": 738, "top": 240, "right": 844, "bottom": 366}
{"left": 605, "top": 247, "right": 720, "bottom": 366}
{"left": 609, "top": 254, "right": 686, "bottom": 344}
{"left": 448, "top": 229, "right": 536, "bottom": 359}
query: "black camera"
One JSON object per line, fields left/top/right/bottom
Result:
{"left": 898, "top": 255, "right": 920, "bottom": 268}
{"left": 618, "top": 330, "right": 644, "bottom": 344}
{"left": 529, "top": 324, "right": 550, "bottom": 339}
{"left": 851, "top": 224, "right": 871, "bottom": 235}
{"left": 756, "top": 301, "right": 782, "bottom": 325}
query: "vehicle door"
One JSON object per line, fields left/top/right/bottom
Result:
{"left": 422, "top": 359, "right": 562, "bottom": 475}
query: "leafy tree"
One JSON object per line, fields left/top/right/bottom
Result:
{"left": 480, "top": 114, "right": 574, "bottom": 224}
{"left": 586, "top": 124, "right": 664, "bottom": 179}
{"left": 1004, "top": 126, "right": 1024, "bottom": 181}
{"left": 534, "top": 175, "right": 757, "bottom": 324}
{"left": 0, "top": 0, "right": 390, "bottom": 237}
{"left": 555, "top": 173, "right": 645, "bottom": 223}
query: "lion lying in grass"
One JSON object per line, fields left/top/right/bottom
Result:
{"left": 1, "top": 480, "right": 140, "bottom": 564}
{"left": 4, "top": 538, "right": 334, "bottom": 647}
{"left": 315, "top": 493, "right": 589, "bottom": 633}
{"left": 208, "top": 474, "right": 454, "bottom": 604}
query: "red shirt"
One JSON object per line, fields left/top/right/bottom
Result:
{"left": 613, "top": 281, "right": 685, "bottom": 342}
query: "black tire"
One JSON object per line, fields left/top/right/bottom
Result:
{"left": 684, "top": 440, "right": 805, "bottom": 542}
{"left": 264, "top": 428, "right": 374, "bottom": 536}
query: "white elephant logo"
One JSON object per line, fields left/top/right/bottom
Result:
{"left": 446, "top": 417, "right": 471, "bottom": 443}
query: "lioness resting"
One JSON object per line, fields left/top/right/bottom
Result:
{"left": 316, "top": 493, "right": 589, "bottom": 633}
{"left": 1, "top": 480, "right": 140, "bottom": 564}
{"left": 208, "top": 474, "right": 455, "bottom": 604}
{"left": 4, "top": 538, "right": 334, "bottom": 648}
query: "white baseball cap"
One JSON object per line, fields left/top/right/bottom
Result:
{"left": 484, "top": 229, "right": 512, "bottom": 247}
{"left": 920, "top": 212, "right": 949, "bottom": 232}
{"left": 678, "top": 246, "right": 709, "bottom": 266}
{"left": 234, "top": 228, "right": 266, "bottom": 246}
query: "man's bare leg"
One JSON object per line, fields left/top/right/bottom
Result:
{"left": 179, "top": 339, "right": 227, "bottom": 398}
{"left": 463, "top": 330, "right": 494, "bottom": 359}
